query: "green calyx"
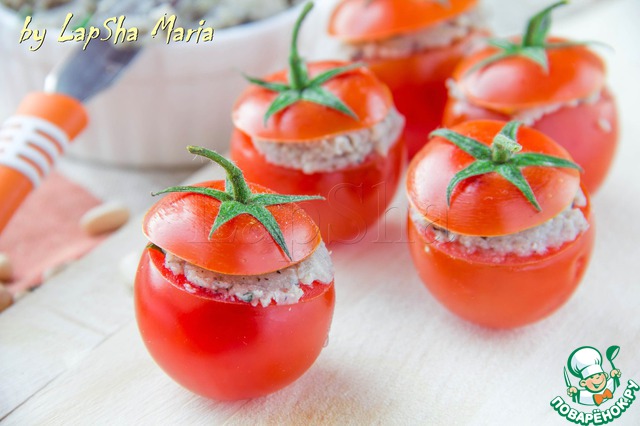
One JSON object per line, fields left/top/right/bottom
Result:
{"left": 244, "top": 2, "right": 361, "bottom": 125}
{"left": 430, "top": 121, "right": 581, "bottom": 211}
{"left": 468, "top": 1, "right": 591, "bottom": 74}
{"left": 152, "top": 146, "right": 323, "bottom": 260}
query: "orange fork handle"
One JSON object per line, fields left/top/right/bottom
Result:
{"left": 0, "top": 92, "right": 88, "bottom": 233}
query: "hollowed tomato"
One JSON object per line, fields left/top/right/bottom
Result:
{"left": 135, "top": 246, "right": 335, "bottom": 400}
{"left": 230, "top": 128, "right": 405, "bottom": 244}
{"left": 406, "top": 120, "right": 595, "bottom": 328}
{"left": 407, "top": 198, "right": 594, "bottom": 328}
{"left": 231, "top": 62, "right": 405, "bottom": 244}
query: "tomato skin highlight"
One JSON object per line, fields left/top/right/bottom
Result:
{"left": 135, "top": 247, "right": 335, "bottom": 401}
{"left": 231, "top": 129, "right": 405, "bottom": 244}
{"left": 407, "top": 198, "right": 595, "bottom": 328}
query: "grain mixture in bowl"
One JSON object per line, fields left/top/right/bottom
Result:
{"left": 2, "top": 0, "right": 303, "bottom": 28}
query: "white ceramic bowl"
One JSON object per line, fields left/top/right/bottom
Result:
{"left": 0, "top": 3, "right": 306, "bottom": 168}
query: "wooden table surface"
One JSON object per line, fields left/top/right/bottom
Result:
{"left": 2, "top": 0, "right": 640, "bottom": 424}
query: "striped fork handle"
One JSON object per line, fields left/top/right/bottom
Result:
{"left": 0, "top": 93, "right": 87, "bottom": 233}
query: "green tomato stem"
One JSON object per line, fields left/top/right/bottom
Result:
{"left": 436, "top": 121, "right": 579, "bottom": 211}
{"left": 491, "top": 135, "right": 522, "bottom": 163}
{"left": 243, "top": 2, "right": 358, "bottom": 122}
{"left": 288, "top": 2, "right": 313, "bottom": 91}
{"left": 187, "top": 146, "right": 252, "bottom": 203}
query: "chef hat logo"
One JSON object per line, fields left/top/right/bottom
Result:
{"left": 568, "top": 346, "right": 605, "bottom": 380}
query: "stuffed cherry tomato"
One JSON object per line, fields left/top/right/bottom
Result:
{"left": 443, "top": 1, "right": 618, "bottom": 194}
{"left": 406, "top": 120, "right": 595, "bottom": 328}
{"left": 135, "top": 147, "right": 335, "bottom": 401}
{"left": 231, "top": 3, "right": 405, "bottom": 244}
{"left": 328, "top": 0, "right": 485, "bottom": 158}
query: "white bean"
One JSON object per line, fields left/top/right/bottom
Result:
{"left": 0, "top": 253, "right": 12, "bottom": 282}
{"left": 80, "top": 202, "right": 130, "bottom": 236}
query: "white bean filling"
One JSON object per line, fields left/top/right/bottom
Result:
{"left": 446, "top": 79, "right": 608, "bottom": 130}
{"left": 164, "top": 242, "right": 334, "bottom": 307}
{"left": 410, "top": 191, "right": 589, "bottom": 259}
{"left": 253, "top": 107, "right": 404, "bottom": 174}
{"left": 341, "top": 9, "right": 485, "bottom": 61}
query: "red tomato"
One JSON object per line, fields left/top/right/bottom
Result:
{"left": 136, "top": 172, "right": 335, "bottom": 400}
{"left": 232, "top": 62, "right": 404, "bottom": 244}
{"left": 406, "top": 120, "right": 594, "bottom": 328}
{"left": 407, "top": 201, "right": 594, "bottom": 328}
{"left": 444, "top": 39, "right": 618, "bottom": 193}
{"left": 135, "top": 246, "right": 335, "bottom": 400}
{"left": 328, "top": 0, "right": 483, "bottom": 158}
{"left": 231, "top": 128, "right": 404, "bottom": 244}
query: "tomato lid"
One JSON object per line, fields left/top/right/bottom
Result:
{"left": 328, "top": 0, "right": 478, "bottom": 43}
{"left": 143, "top": 180, "right": 322, "bottom": 276}
{"left": 233, "top": 61, "right": 393, "bottom": 142}
{"left": 453, "top": 38, "right": 606, "bottom": 112}
{"left": 406, "top": 120, "right": 581, "bottom": 236}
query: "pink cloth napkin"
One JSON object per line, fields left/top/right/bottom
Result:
{"left": 0, "top": 172, "right": 105, "bottom": 294}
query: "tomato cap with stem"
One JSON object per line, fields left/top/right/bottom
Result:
{"left": 453, "top": 1, "right": 606, "bottom": 111}
{"left": 244, "top": 2, "right": 362, "bottom": 125}
{"left": 407, "top": 120, "right": 582, "bottom": 237}
{"left": 144, "top": 147, "right": 324, "bottom": 275}
{"left": 465, "top": 1, "right": 588, "bottom": 74}
{"left": 152, "top": 147, "right": 322, "bottom": 260}
{"left": 431, "top": 120, "right": 581, "bottom": 211}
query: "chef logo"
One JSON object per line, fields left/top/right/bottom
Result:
{"left": 550, "top": 345, "right": 639, "bottom": 425}
{"left": 566, "top": 346, "right": 622, "bottom": 406}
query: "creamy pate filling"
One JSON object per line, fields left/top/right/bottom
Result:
{"left": 342, "top": 9, "right": 484, "bottom": 61}
{"left": 409, "top": 190, "right": 589, "bottom": 259}
{"left": 252, "top": 107, "right": 404, "bottom": 174}
{"left": 446, "top": 79, "right": 611, "bottom": 132}
{"left": 164, "top": 242, "right": 334, "bottom": 307}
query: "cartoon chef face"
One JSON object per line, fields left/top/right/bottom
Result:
{"left": 581, "top": 372, "right": 609, "bottom": 393}
{"left": 567, "top": 346, "right": 611, "bottom": 393}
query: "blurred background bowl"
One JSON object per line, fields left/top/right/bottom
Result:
{"left": 0, "top": 2, "right": 306, "bottom": 168}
